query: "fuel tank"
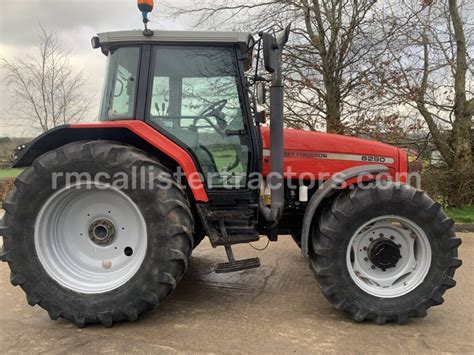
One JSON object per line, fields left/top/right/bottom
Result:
{"left": 260, "top": 127, "right": 406, "bottom": 179}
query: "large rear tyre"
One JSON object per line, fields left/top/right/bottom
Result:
{"left": 0, "top": 141, "right": 194, "bottom": 327}
{"left": 310, "top": 183, "right": 461, "bottom": 324}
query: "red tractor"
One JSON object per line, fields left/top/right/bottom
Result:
{"left": 0, "top": 16, "right": 461, "bottom": 327}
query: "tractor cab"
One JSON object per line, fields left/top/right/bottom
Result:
{"left": 89, "top": 28, "right": 289, "bottom": 273}
{"left": 95, "top": 31, "right": 259, "bottom": 193}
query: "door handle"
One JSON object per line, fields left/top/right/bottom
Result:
{"left": 225, "top": 129, "right": 246, "bottom": 136}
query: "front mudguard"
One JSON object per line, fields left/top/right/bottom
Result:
{"left": 300, "top": 165, "right": 390, "bottom": 257}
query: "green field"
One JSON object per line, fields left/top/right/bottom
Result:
{"left": 0, "top": 168, "right": 22, "bottom": 179}
{"left": 446, "top": 205, "right": 474, "bottom": 224}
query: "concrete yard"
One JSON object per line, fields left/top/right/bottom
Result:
{"left": 0, "top": 230, "right": 472, "bottom": 353}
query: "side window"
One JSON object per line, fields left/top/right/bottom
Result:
{"left": 100, "top": 47, "right": 140, "bottom": 120}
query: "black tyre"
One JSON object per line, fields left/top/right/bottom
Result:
{"left": 310, "top": 183, "right": 461, "bottom": 324}
{"left": 0, "top": 141, "right": 194, "bottom": 327}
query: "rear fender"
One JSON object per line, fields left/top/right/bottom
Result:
{"left": 13, "top": 121, "right": 208, "bottom": 202}
{"left": 300, "top": 165, "right": 390, "bottom": 257}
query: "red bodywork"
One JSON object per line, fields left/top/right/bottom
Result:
{"left": 261, "top": 127, "right": 406, "bottom": 180}
{"left": 71, "top": 121, "right": 208, "bottom": 202}
{"left": 71, "top": 121, "right": 407, "bottom": 201}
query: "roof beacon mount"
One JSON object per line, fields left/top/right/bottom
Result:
{"left": 137, "top": 0, "right": 154, "bottom": 37}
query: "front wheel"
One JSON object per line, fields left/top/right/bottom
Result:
{"left": 310, "top": 183, "right": 461, "bottom": 324}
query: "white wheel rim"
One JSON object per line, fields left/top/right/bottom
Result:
{"left": 346, "top": 215, "right": 431, "bottom": 298}
{"left": 35, "top": 182, "right": 147, "bottom": 294}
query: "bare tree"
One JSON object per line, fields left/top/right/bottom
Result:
{"left": 1, "top": 27, "right": 92, "bottom": 133}
{"left": 447, "top": 0, "right": 473, "bottom": 172}
{"left": 169, "top": 0, "right": 389, "bottom": 134}
{"left": 374, "top": 0, "right": 473, "bottom": 204}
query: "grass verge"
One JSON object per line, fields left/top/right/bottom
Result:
{"left": 0, "top": 168, "right": 22, "bottom": 179}
{"left": 446, "top": 205, "right": 474, "bottom": 224}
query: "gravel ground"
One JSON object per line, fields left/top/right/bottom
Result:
{"left": 0, "top": 211, "right": 472, "bottom": 353}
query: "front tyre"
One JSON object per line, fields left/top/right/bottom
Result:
{"left": 310, "top": 183, "right": 461, "bottom": 324}
{"left": 0, "top": 141, "right": 194, "bottom": 327}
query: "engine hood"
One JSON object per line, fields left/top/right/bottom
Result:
{"left": 260, "top": 127, "right": 403, "bottom": 178}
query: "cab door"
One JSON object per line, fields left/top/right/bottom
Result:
{"left": 146, "top": 44, "right": 254, "bottom": 193}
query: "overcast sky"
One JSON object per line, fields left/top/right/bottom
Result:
{"left": 0, "top": 0, "right": 192, "bottom": 137}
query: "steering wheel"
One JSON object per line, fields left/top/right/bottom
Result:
{"left": 199, "top": 99, "right": 227, "bottom": 118}
{"left": 113, "top": 79, "right": 124, "bottom": 97}
{"left": 192, "top": 99, "right": 228, "bottom": 134}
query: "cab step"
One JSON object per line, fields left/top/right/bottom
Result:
{"left": 215, "top": 245, "right": 260, "bottom": 273}
{"left": 215, "top": 258, "right": 261, "bottom": 273}
{"left": 206, "top": 209, "right": 254, "bottom": 221}
{"left": 196, "top": 204, "right": 259, "bottom": 247}
{"left": 219, "top": 233, "right": 259, "bottom": 246}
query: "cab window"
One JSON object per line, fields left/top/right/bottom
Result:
{"left": 148, "top": 46, "right": 249, "bottom": 189}
{"left": 100, "top": 47, "right": 140, "bottom": 120}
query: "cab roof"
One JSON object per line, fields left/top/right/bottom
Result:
{"left": 97, "top": 30, "right": 253, "bottom": 52}
{"left": 95, "top": 30, "right": 254, "bottom": 70}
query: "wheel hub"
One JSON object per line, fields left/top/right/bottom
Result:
{"left": 368, "top": 238, "right": 401, "bottom": 271}
{"left": 89, "top": 219, "right": 116, "bottom": 246}
{"left": 346, "top": 216, "right": 432, "bottom": 298}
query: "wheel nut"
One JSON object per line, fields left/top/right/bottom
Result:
{"left": 363, "top": 246, "right": 368, "bottom": 251}
{"left": 371, "top": 265, "right": 376, "bottom": 269}
{"left": 390, "top": 236, "right": 395, "bottom": 240}
{"left": 379, "top": 233, "right": 384, "bottom": 238}
{"left": 364, "top": 257, "right": 369, "bottom": 262}
{"left": 369, "top": 237, "right": 374, "bottom": 242}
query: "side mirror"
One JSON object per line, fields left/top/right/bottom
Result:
{"left": 91, "top": 36, "right": 100, "bottom": 49}
{"left": 262, "top": 32, "right": 278, "bottom": 73}
{"left": 262, "top": 25, "right": 291, "bottom": 74}
{"left": 256, "top": 82, "right": 266, "bottom": 105}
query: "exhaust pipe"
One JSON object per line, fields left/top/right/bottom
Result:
{"left": 259, "top": 25, "right": 291, "bottom": 224}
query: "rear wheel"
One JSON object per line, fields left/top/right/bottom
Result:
{"left": 0, "top": 141, "right": 194, "bottom": 327}
{"left": 310, "top": 183, "right": 461, "bottom": 324}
